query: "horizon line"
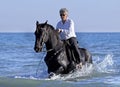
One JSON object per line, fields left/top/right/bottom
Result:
{"left": 0, "top": 31, "right": 120, "bottom": 33}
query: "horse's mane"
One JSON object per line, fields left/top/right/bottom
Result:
{"left": 47, "top": 24, "right": 55, "bottom": 30}
{"left": 46, "top": 24, "right": 60, "bottom": 40}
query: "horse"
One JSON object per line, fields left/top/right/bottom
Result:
{"left": 34, "top": 21, "right": 92, "bottom": 77}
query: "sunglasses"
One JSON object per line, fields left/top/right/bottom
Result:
{"left": 60, "top": 14, "right": 66, "bottom": 16}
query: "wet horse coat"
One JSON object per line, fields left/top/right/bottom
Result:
{"left": 34, "top": 21, "right": 92, "bottom": 76}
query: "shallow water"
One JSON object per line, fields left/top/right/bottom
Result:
{"left": 0, "top": 33, "right": 120, "bottom": 87}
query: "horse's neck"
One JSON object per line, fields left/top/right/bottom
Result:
{"left": 45, "top": 30, "right": 63, "bottom": 51}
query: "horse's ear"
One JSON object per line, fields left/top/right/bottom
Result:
{"left": 36, "top": 21, "right": 39, "bottom": 26}
{"left": 44, "top": 20, "right": 48, "bottom": 25}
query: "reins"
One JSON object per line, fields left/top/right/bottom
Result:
{"left": 40, "top": 27, "right": 64, "bottom": 56}
{"left": 36, "top": 24, "right": 64, "bottom": 76}
{"left": 42, "top": 45, "right": 64, "bottom": 57}
{"left": 36, "top": 45, "right": 64, "bottom": 76}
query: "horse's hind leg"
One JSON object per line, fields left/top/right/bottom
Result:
{"left": 85, "top": 50, "right": 92, "bottom": 64}
{"left": 80, "top": 48, "right": 92, "bottom": 64}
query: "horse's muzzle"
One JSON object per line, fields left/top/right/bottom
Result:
{"left": 34, "top": 46, "right": 42, "bottom": 52}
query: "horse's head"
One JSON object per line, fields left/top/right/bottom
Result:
{"left": 34, "top": 21, "right": 49, "bottom": 52}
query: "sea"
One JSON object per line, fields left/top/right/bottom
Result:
{"left": 0, "top": 32, "right": 120, "bottom": 87}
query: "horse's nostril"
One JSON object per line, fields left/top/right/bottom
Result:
{"left": 34, "top": 46, "right": 42, "bottom": 52}
{"left": 34, "top": 47, "right": 38, "bottom": 52}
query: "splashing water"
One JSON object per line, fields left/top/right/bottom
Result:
{"left": 14, "top": 54, "right": 115, "bottom": 81}
{"left": 94, "top": 54, "right": 114, "bottom": 73}
{"left": 49, "top": 54, "right": 115, "bottom": 80}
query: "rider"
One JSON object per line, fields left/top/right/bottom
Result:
{"left": 56, "top": 8, "right": 82, "bottom": 67}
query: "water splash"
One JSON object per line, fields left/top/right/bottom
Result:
{"left": 94, "top": 54, "right": 114, "bottom": 73}
{"left": 14, "top": 54, "right": 116, "bottom": 81}
{"left": 49, "top": 54, "right": 115, "bottom": 80}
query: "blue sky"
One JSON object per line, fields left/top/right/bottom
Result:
{"left": 0, "top": 0, "right": 120, "bottom": 32}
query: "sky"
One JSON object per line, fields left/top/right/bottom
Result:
{"left": 0, "top": 0, "right": 120, "bottom": 32}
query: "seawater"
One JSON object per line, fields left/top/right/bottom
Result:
{"left": 0, "top": 32, "right": 120, "bottom": 87}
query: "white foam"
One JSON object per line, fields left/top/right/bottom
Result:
{"left": 14, "top": 76, "right": 38, "bottom": 80}
{"left": 49, "top": 54, "right": 116, "bottom": 81}
{"left": 14, "top": 54, "right": 116, "bottom": 81}
{"left": 94, "top": 54, "right": 115, "bottom": 73}
{"left": 47, "top": 63, "right": 94, "bottom": 81}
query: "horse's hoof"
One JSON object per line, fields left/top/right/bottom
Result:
{"left": 76, "top": 63, "right": 82, "bottom": 69}
{"left": 48, "top": 72, "right": 55, "bottom": 78}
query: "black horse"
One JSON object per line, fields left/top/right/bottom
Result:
{"left": 34, "top": 21, "right": 92, "bottom": 76}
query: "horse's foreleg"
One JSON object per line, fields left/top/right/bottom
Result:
{"left": 48, "top": 66, "right": 64, "bottom": 78}
{"left": 48, "top": 66, "right": 65, "bottom": 78}
{"left": 54, "top": 66, "right": 65, "bottom": 74}
{"left": 56, "top": 51, "right": 69, "bottom": 73}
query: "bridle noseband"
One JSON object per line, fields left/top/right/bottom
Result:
{"left": 36, "top": 24, "right": 64, "bottom": 59}
{"left": 37, "top": 27, "right": 55, "bottom": 53}
{"left": 40, "top": 28, "right": 47, "bottom": 48}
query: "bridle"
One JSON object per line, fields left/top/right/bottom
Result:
{"left": 36, "top": 27, "right": 54, "bottom": 52}
{"left": 37, "top": 26, "right": 64, "bottom": 56}
{"left": 40, "top": 28, "right": 47, "bottom": 49}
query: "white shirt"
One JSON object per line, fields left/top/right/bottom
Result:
{"left": 56, "top": 18, "right": 76, "bottom": 40}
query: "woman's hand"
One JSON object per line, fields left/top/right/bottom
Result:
{"left": 56, "top": 29, "right": 62, "bottom": 33}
